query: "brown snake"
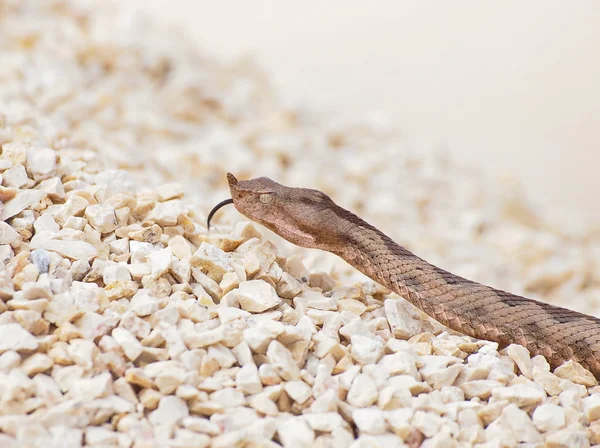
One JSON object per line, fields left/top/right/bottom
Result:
{"left": 208, "top": 173, "right": 600, "bottom": 378}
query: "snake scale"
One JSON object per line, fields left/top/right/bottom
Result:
{"left": 208, "top": 173, "right": 600, "bottom": 379}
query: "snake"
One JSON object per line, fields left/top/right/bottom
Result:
{"left": 208, "top": 173, "right": 600, "bottom": 379}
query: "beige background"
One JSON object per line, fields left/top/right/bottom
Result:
{"left": 125, "top": 0, "right": 600, "bottom": 228}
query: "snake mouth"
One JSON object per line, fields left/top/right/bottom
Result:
{"left": 206, "top": 198, "right": 234, "bottom": 230}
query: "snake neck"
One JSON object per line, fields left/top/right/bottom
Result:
{"left": 330, "top": 213, "right": 507, "bottom": 341}
{"left": 309, "top": 204, "right": 600, "bottom": 378}
{"left": 331, "top": 214, "right": 457, "bottom": 305}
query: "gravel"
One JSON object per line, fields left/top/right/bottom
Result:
{"left": 1, "top": 0, "right": 600, "bottom": 446}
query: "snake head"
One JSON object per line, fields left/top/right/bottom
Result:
{"left": 209, "top": 173, "right": 343, "bottom": 250}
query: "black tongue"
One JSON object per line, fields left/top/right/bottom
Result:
{"left": 207, "top": 198, "right": 234, "bottom": 230}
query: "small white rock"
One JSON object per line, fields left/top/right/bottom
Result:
{"left": 33, "top": 212, "right": 60, "bottom": 233}
{"left": 583, "top": 393, "right": 600, "bottom": 422}
{"left": 37, "top": 177, "right": 65, "bottom": 200}
{"left": 266, "top": 341, "right": 300, "bottom": 381}
{"left": 554, "top": 360, "right": 598, "bottom": 387}
{"left": 532, "top": 403, "right": 566, "bottom": 432}
{"left": 0, "top": 222, "right": 20, "bottom": 245}
{"left": 191, "top": 242, "right": 232, "bottom": 282}
{"left": 147, "top": 247, "right": 173, "bottom": 278}
{"left": 85, "top": 204, "right": 118, "bottom": 233}
{"left": 112, "top": 328, "right": 143, "bottom": 361}
{"left": 491, "top": 383, "right": 546, "bottom": 408}
{"left": 347, "top": 374, "right": 378, "bottom": 408}
{"left": 236, "top": 364, "right": 263, "bottom": 395}
{"left": 157, "top": 183, "right": 184, "bottom": 201}
{"left": 30, "top": 232, "right": 97, "bottom": 261}
{"left": 303, "top": 412, "right": 344, "bottom": 432}
{"left": 0, "top": 190, "right": 46, "bottom": 221}
{"left": 231, "top": 280, "right": 282, "bottom": 313}
{"left": 103, "top": 264, "right": 132, "bottom": 284}
{"left": 0, "top": 324, "right": 38, "bottom": 353}
{"left": 506, "top": 344, "right": 532, "bottom": 379}
{"left": 350, "top": 334, "right": 384, "bottom": 365}
{"left": 21, "top": 353, "right": 53, "bottom": 376}
{"left": 461, "top": 380, "right": 503, "bottom": 400}
{"left": 486, "top": 403, "right": 542, "bottom": 443}
{"left": 353, "top": 407, "right": 388, "bottom": 434}
{"left": 210, "top": 388, "right": 245, "bottom": 408}
{"left": 130, "top": 291, "right": 160, "bottom": 316}
{"left": 2, "top": 163, "right": 29, "bottom": 188}
{"left": 149, "top": 396, "right": 189, "bottom": 427}
{"left": 26, "top": 147, "right": 56, "bottom": 181}
{"left": 283, "top": 380, "right": 313, "bottom": 404}
{"left": 411, "top": 410, "right": 444, "bottom": 438}
{"left": 85, "top": 426, "right": 118, "bottom": 446}
{"left": 384, "top": 299, "right": 422, "bottom": 339}
{"left": 277, "top": 417, "right": 315, "bottom": 448}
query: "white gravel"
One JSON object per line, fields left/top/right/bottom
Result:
{"left": 1, "top": 0, "right": 600, "bottom": 447}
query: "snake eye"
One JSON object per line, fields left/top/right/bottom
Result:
{"left": 259, "top": 193, "right": 273, "bottom": 204}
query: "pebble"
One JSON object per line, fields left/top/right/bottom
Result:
{"left": 491, "top": 382, "right": 546, "bottom": 408}
{"left": 0, "top": 190, "right": 46, "bottom": 221}
{"left": 351, "top": 334, "right": 384, "bottom": 365}
{"left": 384, "top": 299, "right": 422, "bottom": 339}
{"left": 148, "top": 247, "right": 173, "bottom": 278}
{"left": 191, "top": 243, "right": 232, "bottom": 281}
{"left": 3, "top": 164, "right": 29, "bottom": 188}
{"left": 266, "top": 341, "right": 300, "bottom": 381}
{"left": 157, "top": 183, "right": 184, "bottom": 202}
{"left": 0, "top": 324, "right": 38, "bottom": 353}
{"left": 461, "top": 380, "right": 503, "bottom": 400}
{"left": 30, "top": 233, "right": 98, "bottom": 261}
{"left": 249, "top": 393, "right": 279, "bottom": 416}
{"left": 583, "top": 394, "right": 600, "bottom": 422}
{"left": 533, "top": 365, "right": 563, "bottom": 396}
{"left": 0, "top": 222, "right": 20, "bottom": 245}
{"left": 21, "top": 353, "right": 53, "bottom": 376}
{"left": 277, "top": 272, "right": 303, "bottom": 299}
{"left": 130, "top": 290, "right": 160, "bottom": 316}
{"left": 303, "top": 412, "right": 344, "bottom": 432}
{"left": 112, "top": 328, "right": 143, "bottom": 361}
{"left": 545, "top": 427, "right": 590, "bottom": 447}
{"left": 283, "top": 380, "right": 313, "bottom": 404}
{"left": 236, "top": 364, "right": 263, "bottom": 394}
{"left": 149, "top": 396, "right": 189, "bottom": 427}
{"left": 353, "top": 407, "right": 388, "bottom": 434}
{"left": 29, "top": 249, "right": 50, "bottom": 274}
{"left": 506, "top": 344, "right": 533, "bottom": 379}
{"left": 533, "top": 403, "right": 566, "bottom": 431}
{"left": 26, "top": 147, "right": 56, "bottom": 181}
{"left": 85, "top": 427, "right": 118, "bottom": 446}
{"left": 347, "top": 374, "right": 378, "bottom": 408}
{"left": 555, "top": 360, "right": 598, "bottom": 387}
{"left": 412, "top": 410, "right": 444, "bottom": 438}
{"left": 277, "top": 418, "right": 315, "bottom": 448}
{"left": 230, "top": 280, "right": 282, "bottom": 313}
{"left": 33, "top": 212, "right": 60, "bottom": 233}
{"left": 486, "top": 403, "right": 542, "bottom": 443}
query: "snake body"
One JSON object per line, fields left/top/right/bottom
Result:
{"left": 210, "top": 173, "right": 600, "bottom": 378}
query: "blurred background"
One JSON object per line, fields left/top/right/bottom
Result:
{"left": 125, "top": 0, "right": 600, "bottom": 228}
